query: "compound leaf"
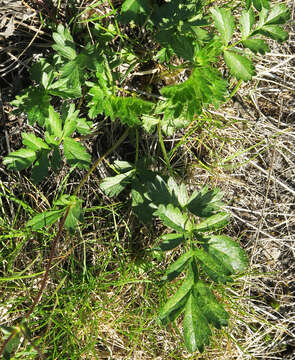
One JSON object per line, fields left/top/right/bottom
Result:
{"left": 224, "top": 50, "right": 255, "bottom": 81}
{"left": 63, "top": 137, "right": 91, "bottom": 169}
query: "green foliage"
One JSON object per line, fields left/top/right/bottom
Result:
{"left": 4, "top": 102, "right": 92, "bottom": 182}
{"left": 2, "top": 0, "right": 290, "bottom": 355}
{"left": 100, "top": 170, "right": 248, "bottom": 351}
{"left": 27, "top": 194, "right": 83, "bottom": 234}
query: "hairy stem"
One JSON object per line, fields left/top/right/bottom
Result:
{"left": 157, "top": 122, "right": 173, "bottom": 176}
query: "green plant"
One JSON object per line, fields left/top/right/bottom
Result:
{"left": 1, "top": 0, "right": 290, "bottom": 356}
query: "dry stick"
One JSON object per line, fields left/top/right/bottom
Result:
{"left": 0, "top": 128, "right": 130, "bottom": 357}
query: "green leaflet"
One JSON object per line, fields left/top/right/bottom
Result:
{"left": 131, "top": 179, "right": 154, "bottom": 224}
{"left": 146, "top": 175, "right": 179, "bottom": 209}
{"left": 100, "top": 170, "right": 135, "bottom": 197}
{"left": 54, "top": 195, "right": 84, "bottom": 233}
{"left": 239, "top": 8, "right": 255, "bottom": 39}
{"left": 167, "top": 177, "right": 189, "bottom": 208}
{"left": 3, "top": 149, "right": 37, "bottom": 171}
{"left": 31, "top": 149, "right": 50, "bottom": 184}
{"left": 156, "top": 29, "right": 196, "bottom": 62}
{"left": 64, "top": 197, "right": 84, "bottom": 234}
{"left": 27, "top": 209, "right": 64, "bottom": 230}
{"left": 62, "top": 103, "right": 80, "bottom": 137}
{"left": 251, "top": 0, "right": 270, "bottom": 12}
{"left": 187, "top": 187, "right": 224, "bottom": 217}
{"left": 154, "top": 204, "right": 192, "bottom": 233}
{"left": 108, "top": 97, "right": 154, "bottom": 127}
{"left": 118, "top": 0, "right": 151, "bottom": 26}
{"left": 159, "top": 276, "right": 193, "bottom": 325}
{"left": 210, "top": 7, "right": 235, "bottom": 45}
{"left": 1, "top": 326, "right": 22, "bottom": 360}
{"left": 242, "top": 39, "right": 270, "bottom": 54}
{"left": 22, "top": 133, "right": 50, "bottom": 151}
{"left": 49, "top": 60, "right": 82, "bottom": 99}
{"left": 161, "top": 249, "right": 194, "bottom": 281}
{"left": 52, "top": 24, "right": 76, "bottom": 60}
{"left": 263, "top": 3, "right": 290, "bottom": 25}
{"left": 30, "top": 59, "right": 55, "bottom": 90}
{"left": 193, "top": 281, "right": 229, "bottom": 329}
{"left": 194, "top": 248, "right": 232, "bottom": 284}
{"left": 63, "top": 137, "right": 91, "bottom": 169}
{"left": 183, "top": 292, "right": 211, "bottom": 353}
{"left": 157, "top": 233, "right": 185, "bottom": 251}
{"left": 253, "top": 24, "right": 288, "bottom": 42}
{"left": 11, "top": 87, "right": 50, "bottom": 126}
{"left": 224, "top": 50, "right": 255, "bottom": 81}
{"left": 46, "top": 106, "right": 63, "bottom": 138}
{"left": 195, "top": 212, "right": 230, "bottom": 232}
{"left": 207, "top": 235, "right": 248, "bottom": 273}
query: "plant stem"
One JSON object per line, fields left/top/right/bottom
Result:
{"left": 157, "top": 122, "right": 173, "bottom": 176}
{"left": 0, "top": 128, "right": 130, "bottom": 358}
{"left": 74, "top": 128, "right": 129, "bottom": 195}
{"left": 135, "top": 128, "right": 139, "bottom": 166}
{"left": 226, "top": 79, "right": 243, "bottom": 103}
{"left": 0, "top": 207, "right": 70, "bottom": 358}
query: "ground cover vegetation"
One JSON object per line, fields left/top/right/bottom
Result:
{"left": 0, "top": 0, "right": 294, "bottom": 358}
